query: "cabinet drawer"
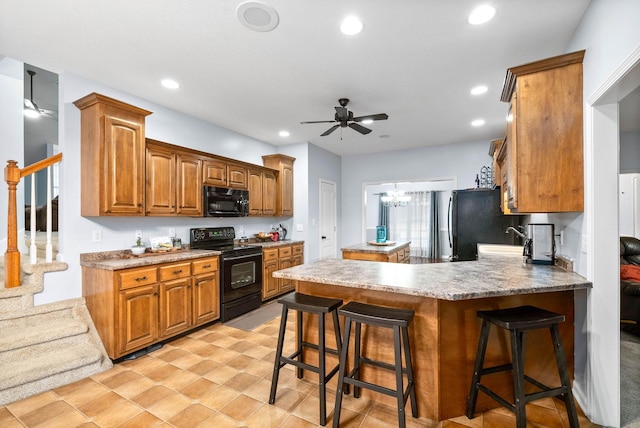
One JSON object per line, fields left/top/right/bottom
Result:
{"left": 192, "top": 257, "right": 219, "bottom": 275}
{"left": 159, "top": 262, "right": 191, "bottom": 281}
{"left": 118, "top": 267, "right": 158, "bottom": 290}
{"left": 292, "top": 244, "right": 303, "bottom": 256}
{"left": 279, "top": 246, "right": 292, "bottom": 258}
{"left": 263, "top": 248, "right": 279, "bottom": 261}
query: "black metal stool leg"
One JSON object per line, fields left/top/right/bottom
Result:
{"left": 318, "top": 312, "right": 327, "bottom": 425}
{"left": 269, "top": 304, "right": 289, "bottom": 404}
{"left": 333, "top": 316, "right": 352, "bottom": 428}
{"left": 466, "top": 319, "right": 491, "bottom": 418}
{"left": 550, "top": 324, "right": 580, "bottom": 428}
{"left": 353, "top": 320, "right": 362, "bottom": 398}
{"left": 332, "top": 310, "right": 349, "bottom": 395}
{"left": 511, "top": 329, "right": 526, "bottom": 428}
{"left": 393, "top": 325, "right": 407, "bottom": 428}
{"left": 401, "top": 325, "right": 418, "bottom": 417}
{"left": 296, "top": 309, "right": 303, "bottom": 379}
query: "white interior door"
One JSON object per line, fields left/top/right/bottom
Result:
{"left": 320, "top": 180, "right": 337, "bottom": 259}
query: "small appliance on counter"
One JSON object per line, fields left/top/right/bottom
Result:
{"left": 523, "top": 223, "right": 555, "bottom": 265}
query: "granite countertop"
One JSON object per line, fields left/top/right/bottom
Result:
{"left": 341, "top": 241, "right": 410, "bottom": 254}
{"left": 272, "top": 255, "right": 591, "bottom": 301}
{"left": 80, "top": 249, "right": 221, "bottom": 270}
{"left": 248, "top": 239, "right": 304, "bottom": 248}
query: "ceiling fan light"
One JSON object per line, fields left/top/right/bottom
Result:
{"left": 340, "top": 16, "right": 363, "bottom": 35}
{"left": 361, "top": 119, "right": 373, "bottom": 124}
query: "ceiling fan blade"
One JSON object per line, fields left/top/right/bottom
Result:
{"left": 334, "top": 106, "right": 348, "bottom": 121}
{"left": 353, "top": 113, "right": 389, "bottom": 122}
{"left": 349, "top": 122, "right": 372, "bottom": 135}
{"left": 300, "top": 120, "right": 337, "bottom": 124}
{"left": 321, "top": 125, "right": 340, "bottom": 136}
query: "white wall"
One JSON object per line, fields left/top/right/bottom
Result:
{"left": 565, "top": 0, "right": 640, "bottom": 425}
{"left": 620, "top": 130, "right": 640, "bottom": 173}
{"left": 0, "top": 57, "right": 25, "bottom": 249}
{"left": 341, "top": 140, "right": 490, "bottom": 248}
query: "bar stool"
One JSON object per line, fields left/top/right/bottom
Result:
{"left": 333, "top": 301, "right": 418, "bottom": 428}
{"left": 466, "top": 305, "right": 580, "bottom": 428}
{"left": 269, "top": 292, "right": 345, "bottom": 426}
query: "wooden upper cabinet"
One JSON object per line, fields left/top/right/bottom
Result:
{"left": 74, "top": 93, "right": 152, "bottom": 216}
{"left": 146, "top": 139, "right": 202, "bottom": 216}
{"left": 262, "top": 154, "right": 295, "bottom": 216}
{"left": 499, "top": 50, "right": 585, "bottom": 213}
{"left": 203, "top": 158, "right": 248, "bottom": 189}
{"left": 248, "top": 167, "right": 277, "bottom": 216}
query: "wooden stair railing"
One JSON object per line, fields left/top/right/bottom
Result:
{"left": 4, "top": 153, "right": 62, "bottom": 288}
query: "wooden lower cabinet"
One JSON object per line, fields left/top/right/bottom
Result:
{"left": 83, "top": 256, "right": 219, "bottom": 359}
{"left": 342, "top": 244, "right": 410, "bottom": 264}
{"left": 262, "top": 243, "right": 303, "bottom": 300}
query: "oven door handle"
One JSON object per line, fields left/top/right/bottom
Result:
{"left": 223, "top": 254, "right": 262, "bottom": 262}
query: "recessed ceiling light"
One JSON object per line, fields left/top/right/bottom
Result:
{"left": 340, "top": 16, "right": 363, "bottom": 35}
{"left": 237, "top": 1, "right": 279, "bottom": 32}
{"left": 161, "top": 79, "right": 180, "bottom": 89}
{"left": 471, "top": 119, "right": 486, "bottom": 127}
{"left": 468, "top": 5, "right": 496, "bottom": 25}
{"left": 279, "top": 130, "right": 290, "bottom": 137}
{"left": 470, "top": 85, "right": 488, "bottom": 95}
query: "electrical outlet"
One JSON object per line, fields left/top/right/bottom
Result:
{"left": 168, "top": 227, "right": 176, "bottom": 237}
{"left": 296, "top": 224, "right": 303, "bottom": 232}
{"left": 135, "top": 230, "right": 142, "bottom": 239}
{"left": 91, "top": 230, "right": 102, "bottom": 242}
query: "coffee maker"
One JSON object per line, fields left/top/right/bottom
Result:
{"left": 524, "top": 223, "right": 555, "bottom": 265}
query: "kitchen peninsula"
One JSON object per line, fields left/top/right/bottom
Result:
{"left": 341, "top": 241, "right": 410, "bottom": 263}
{"left": 272, "top": 255, "right": 591, "bottom": 421}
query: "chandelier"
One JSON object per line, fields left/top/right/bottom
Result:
{"left": 381, "top": 189, "right": 411, "bottom": 207}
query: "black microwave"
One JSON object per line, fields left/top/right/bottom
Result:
{"left": 203, "top": 186, "right": 249, "bottom": 217}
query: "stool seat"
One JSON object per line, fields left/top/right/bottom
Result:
{"left": 338, "top": 301, "right": 414, "bottom": 328}
{"left": 277, "top": 292, "right": 343, "bottom": 315}
{"left": 477, "top": 305, "right": 565, "bottom": 330}
{"left": 269, "top": 292, "right": 344, "bottom": 426}
{"left": 467, "top": 305, "right": 579, "bottom": 428}
{"left": 333, "top": 301, "right": 418, "bottom": 428}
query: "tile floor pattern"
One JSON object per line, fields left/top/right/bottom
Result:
{"left": 0, "top": 314, "right": 600, "bottom": 427}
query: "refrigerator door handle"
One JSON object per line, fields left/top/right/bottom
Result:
{"left": 447, "top": 196, "right": 452, "bottom": 248}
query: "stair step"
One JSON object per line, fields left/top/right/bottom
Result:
{"left": 0, "top": 344, "right": 102, "bottom": 390}
{"left": 0, "top": 319, "right": 88, "bottom": 356}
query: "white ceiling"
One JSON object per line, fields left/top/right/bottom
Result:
{"left": 1, "top": 1, "right": 605, "bottom": 156}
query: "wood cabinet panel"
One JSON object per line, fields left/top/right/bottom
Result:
{"left": 228, "top": 164, "right": 248, "bottom": 189}
{"left": 193, "top": 272, "right": 220, "bottom": 325}
{"left": 262, "top": 154, "right": 295, "bottom": 216}
{"left": 500, "top": 50, "right": 584, "bottom": 213}
{"left": 262, "top": 244, "right": 303, "bottom": 300}
{"left": 203, "top": 158, "right": 228, "bottom": 186}
{"left": 118, "top": 284, "right": 158, "bottom": 354}
{"left": 159, "top": 277, "right": 192, "bottom": 338}
{"left": 118, "top": 267, "right": 157, "bottom": 290}
{"left": 74, "top": 93, "right": 152, "bottom": 216}
{"left": 248, "top": 167, "right": 277, "bottom": 216}
{"left": 176, "top": 153, "right": 202, "bottom": 215}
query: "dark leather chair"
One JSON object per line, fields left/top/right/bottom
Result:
{"left": 620, "top": 236, "right": 640, "bottom": 327}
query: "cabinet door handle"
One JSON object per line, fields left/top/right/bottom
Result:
{"left": 135, "top": 276, "right": 147, "bottom": 281}
{"left": 153, "top": 292, "right": 158, "bottom": 296}
{"left": 203, "top": 264, "right": 211, "bottom": 269}
{"left": 173, "top": 269, "right": 183, "bottom": 275}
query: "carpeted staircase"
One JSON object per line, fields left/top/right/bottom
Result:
{"left": 0, "top": 255, "right": 112, "bottom": 406}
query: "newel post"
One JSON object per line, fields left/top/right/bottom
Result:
{"left": 4, "top": 160, "right": 21, "bottom": 287}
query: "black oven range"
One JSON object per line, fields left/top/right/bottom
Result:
{"left": 189, "top": 227, "right": 263, "bottom": 322}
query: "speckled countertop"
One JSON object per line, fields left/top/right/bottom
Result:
{"left": 341, "top": 241, "right": 410, "bottom": 254}
{"left": 80, "top": 239, "right": 304, "bottom": 271}
{"left": 272, "top": 255, "right": 591, "bottom": 301}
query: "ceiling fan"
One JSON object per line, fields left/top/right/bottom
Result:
{"left": 301, "top": 98, "right": 388, "bottom": 136}
{"left": 24, "top": 70, "right": 57, "bottom": 120}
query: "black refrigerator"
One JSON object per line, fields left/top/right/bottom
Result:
{"left": 448, "top": 188, "right": 525, "bottom": 261}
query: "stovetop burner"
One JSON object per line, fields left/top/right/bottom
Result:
{"left": 190, "top": 227, "right": 262, "bottom": 257}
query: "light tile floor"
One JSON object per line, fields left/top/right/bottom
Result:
{"left": 0, "top": 314, "right": 600, "bottom": 427}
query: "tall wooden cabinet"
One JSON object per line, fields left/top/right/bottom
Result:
{"left": 262, "top": 154, "right": 295, "bottom": 216}
{"left": 248, "top": 167, "right": 277, "bottom": 216}
{"left": 73, "top": 93, "right": 152, "bottom": 216}
{"left": 499, "top": 50, "right": 585, "bottom": 213}
{"left": 145, "top": 139, "right": 202, "bottom": 216}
